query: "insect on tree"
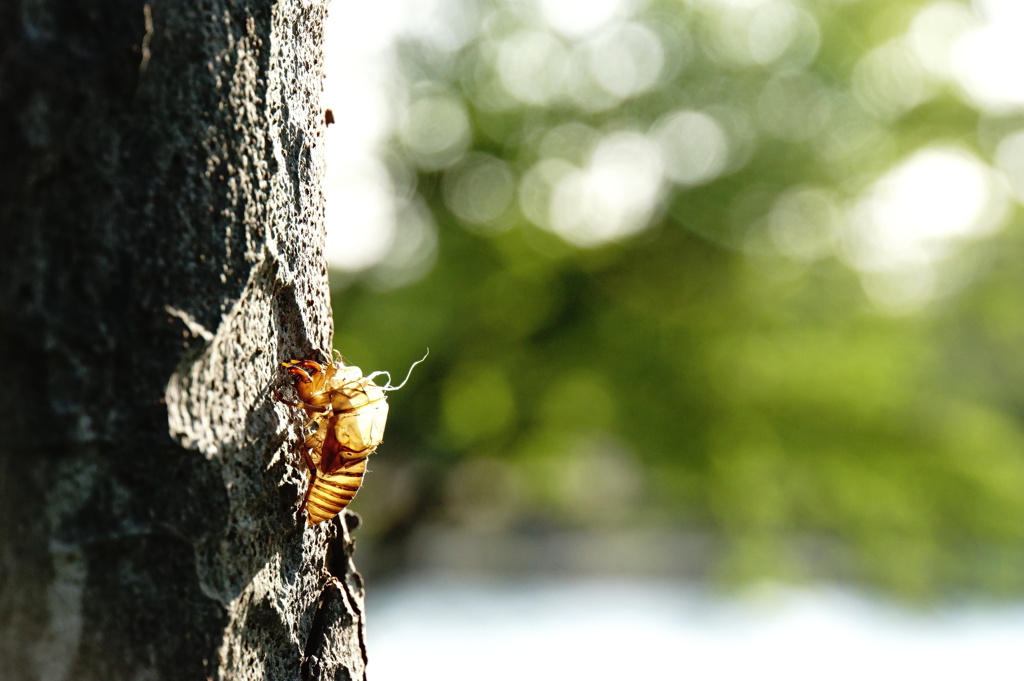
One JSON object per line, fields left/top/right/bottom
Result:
{"left": 278, "top": 350, "right": 426, "bottom": 525}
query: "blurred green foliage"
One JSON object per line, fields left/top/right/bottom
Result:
{"left": 330, "top": 0, "right": 1024, "bottom": 597}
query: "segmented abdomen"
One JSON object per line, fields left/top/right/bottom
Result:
{"left": 306, "top": 458, "right": 367, "bottom": 525}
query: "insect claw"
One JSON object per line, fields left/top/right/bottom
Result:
{"left": 282, "top": 363, "right": 317, "bottom": 383}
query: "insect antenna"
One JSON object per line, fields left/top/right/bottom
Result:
{"left": 369, "top": 349, "right": 429, "bottom": 392}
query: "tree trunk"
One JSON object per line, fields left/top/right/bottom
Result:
{"left": 0, "top": 1, "right": 368, "bottom": 679}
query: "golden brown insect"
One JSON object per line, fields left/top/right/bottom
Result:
{"left": 279, "top": 352, "right": 425, "bottom": 525}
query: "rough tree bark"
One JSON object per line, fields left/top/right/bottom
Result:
{"left": 0, "top": 1, "right": 368, "bottom": 679}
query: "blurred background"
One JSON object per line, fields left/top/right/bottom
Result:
{"left": 321, "top": 0, "right": 1024, "bottom": 676}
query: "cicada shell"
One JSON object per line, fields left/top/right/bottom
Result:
{"left": 280, "top": 357, "right": 390, "bottom": 525}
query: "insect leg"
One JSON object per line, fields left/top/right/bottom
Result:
{"left": 294, "top": 442, "right": 325, "bottom": 524}
{"left": 303, "top": 415, "right": 329, "bottom": 455}
{"left": 272, "top": 387, "right": 301, "bottom": 408}
{"left": 298, "top": 463, "right": 318, "bottom": 524}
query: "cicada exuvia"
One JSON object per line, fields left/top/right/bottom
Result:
{"left": 279, "top": 351, "right": 425, "bottom": 525}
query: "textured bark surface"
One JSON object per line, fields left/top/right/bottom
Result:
{"left": 0, "top": 1, "right": 368, "bottom": 679}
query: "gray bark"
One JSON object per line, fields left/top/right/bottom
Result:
{"left": 0, "top": 1, "right": 368, "bottom": 679}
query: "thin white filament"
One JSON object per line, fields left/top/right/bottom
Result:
{"left": 369, "top": 349, "right": 430, "bottom": 391}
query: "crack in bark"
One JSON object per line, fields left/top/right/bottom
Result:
{"left": 299, "top": 516, "right": 369, "bottom": 680}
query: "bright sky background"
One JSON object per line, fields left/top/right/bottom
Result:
{"left": 366, "top": 577, "right": 1024, "bottom": 681}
